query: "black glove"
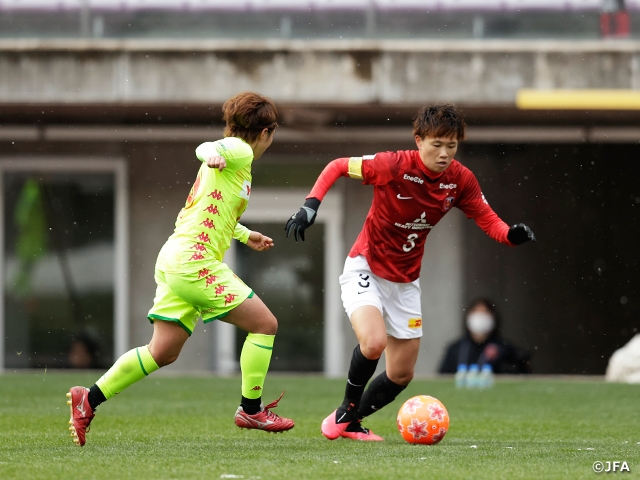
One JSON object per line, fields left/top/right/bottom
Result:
{"left": 507, "top": 223, "right": 536, "bottom": 245}
{"left": 285, "top": 198, "right": 321, "bottom": 242}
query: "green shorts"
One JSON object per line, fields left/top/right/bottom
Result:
{"left": 148, "top": 261, "right": 253, "bottom": 335}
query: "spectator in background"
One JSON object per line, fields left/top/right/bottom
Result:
{"left": 601, "top": 0, "right": 630, "bottom": 38}
{"left": 67, "top": 332, "right": 102, "bottom": 369}
{"left": 439, "top": 298, "right": 531, "bottom": 374}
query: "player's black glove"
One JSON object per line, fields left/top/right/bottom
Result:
{"left": 285, "top": 197, "right": 321, "bottom": 242}
{"left": 507, "top": 223, "right": 537, "bottom": 245}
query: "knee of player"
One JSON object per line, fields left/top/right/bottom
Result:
{"left": 361, "top": 337, "right": 387, "bottom": 359}
{"left": 153, "top": 350, "right": 180, "bottom": 367}
{"left": 265, "top": 318, "right": 278, "bottom": 335}
{"left": 390, "top": 369, "right": 414, "bottom": 386}
{"left": 257, "top": 314, "right": 278, "bottom": 335}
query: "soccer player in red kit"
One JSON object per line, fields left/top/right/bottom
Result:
{"left": 285, "top": 103, "right": 535, "bottom": 441}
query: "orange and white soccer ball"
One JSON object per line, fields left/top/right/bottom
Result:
{"left": 397, "top": 395, "right": 449, "bottom": 445}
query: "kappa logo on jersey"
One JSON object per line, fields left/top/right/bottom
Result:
{"left": 408, "top": 318, "right": 422, "bottom": 328}
{"left": 208, "top": 190, "right": 223, "bottom": 201}
{"left": 440, "top": 183, "right": 457, "bottom": 189}
{"left": 394, "top": 212, "right": 434, "bottom": 231}
{"left": 403, "top": 174, "right": 424, "bottom": 185}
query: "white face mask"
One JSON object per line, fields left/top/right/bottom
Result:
{"left": 466, "top": 312, "right": 495, "bottom": 335}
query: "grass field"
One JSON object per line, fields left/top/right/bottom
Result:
{"left": 0, "top": 372, "right": 638, "bottom": 480}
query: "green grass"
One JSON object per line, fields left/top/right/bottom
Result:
{"left": 0, "top": 373, "right": 639, "bottom": 479}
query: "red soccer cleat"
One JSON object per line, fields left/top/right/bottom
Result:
{"left": 341, "top": 422, "right": 384, "bottom": 442}
{"left": 234, "top": 391, "right": 294, "bottom": 433}
{"left": 320, "top": 409, "right": 352, "bottom": 440}
{"left": 66, "top": 386, "right": 95, "bottom": 447}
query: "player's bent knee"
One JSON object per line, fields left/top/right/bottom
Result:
{"left": 390, "top": 370, "right": 414, "bottom": 386}
{"left": 261, "top": 316, "right": 278, "bottom": 335}
{"left": 360, "top": 338, "right": 387, "bottom": 359}
{"left": 148, "top": 343, "right": 182, "bottom": 367}
{"left": 249, "top": 313, "right": 278, "bottom": 335}
{"left": 152, "top": 351, "right": 179, "bottom": 367}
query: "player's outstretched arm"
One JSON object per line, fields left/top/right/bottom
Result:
{"left": 246, "top": 231, "right": 275, "bottom": 251}
{"left": 195, "top": 140, "right": 252, "bottom": 172}
{"left": 285, "top": 197, "right": 321, "bottom": 242}
{"left": 507, "top": 223, "right": 536, "bottom": 245}
{"left": 284, "top": 157, "right": 352, "bottom": 242}
{"left": 472, "top": 211, "right": 536, "bottom": 246}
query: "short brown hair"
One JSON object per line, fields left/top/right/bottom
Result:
{"left": 412, "top": 103, "right": 466, "bottom": 141}
{"left": 222, "top": 92, "right": 278, "bottom": 144}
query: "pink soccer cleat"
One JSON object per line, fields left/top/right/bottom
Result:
{"left": 320, "top": 409, "right": 352, "bottom": 440}
{"left": 66, "top": 386, "right": 95, "bottom": 447}
{"left": 234, "top": 391, "right": 294, "bottom": 433}
{"left": 341, "top": 422, "right": 384, "bottom": 442}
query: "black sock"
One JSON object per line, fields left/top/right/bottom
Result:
{"left": 345, "top": 420, "right": 366, "bottom": 432}
{"left": 88, "top": 384, "right": 106, "bottom": 411}
{"left": 335, "top": 345, "right": 379, "bottom": 423}
{"left": 241, "top": 396, "right": 262, "bottom": 415}
{"left": 357, "top": 372, "right": 407, "bottom": 419}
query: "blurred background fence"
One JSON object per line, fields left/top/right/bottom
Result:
{"left": 0, "top": 0, "right": 639, "bottom": 40}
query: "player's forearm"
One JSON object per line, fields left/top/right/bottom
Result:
{"left": 287, "top": 157, "right": 352, "bottom": 242}
{"left": 473, "top": 210, "right": 513, "bottom": 246}
{"left": 233, "top": 223, "right": 251, "bottom": 244}
{"left": 195, "top": 142, "right": 219, "bottom": 163}
{"left": 306, "top": 157, "right": 351, "bottom": 201}
{"left": 195, "top": 141, "right": 251, "bottom": 170}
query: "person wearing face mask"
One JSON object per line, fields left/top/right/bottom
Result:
{"left": 438, "top": 298, "right": 531, "bottom": 374}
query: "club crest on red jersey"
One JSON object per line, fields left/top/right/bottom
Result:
{"left": 443, "top": 196, "right": 455, "bottom": 211}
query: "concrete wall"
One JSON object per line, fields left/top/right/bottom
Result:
{"left": 1, "top": 39, "right": 640, "bottom": 106}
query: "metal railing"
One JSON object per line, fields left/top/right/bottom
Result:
{"left": 0, "top": 0, "right": 637, "bottom": 39}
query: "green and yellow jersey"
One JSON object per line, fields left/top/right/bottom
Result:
{"left": 156, "top": 136, "right": 253, "bottom": 275}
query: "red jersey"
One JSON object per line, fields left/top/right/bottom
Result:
{"left": 308, "top": 150, "right": 513, "bottom": 283}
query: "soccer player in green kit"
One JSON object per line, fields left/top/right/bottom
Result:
{"left": 66, "top": 92, "right": 294, "bottom": 446}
